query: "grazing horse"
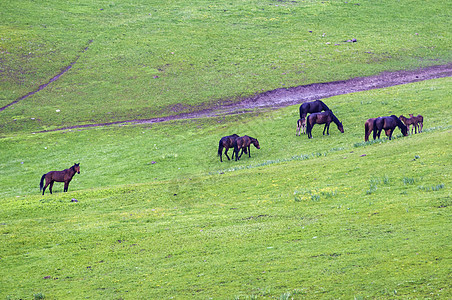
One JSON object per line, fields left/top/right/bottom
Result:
{"left": 373, "top": 115, "right": 408, "bottom": 140}
{"left": 299, "top": 100, "right": 330, "bottom": 119}
{"left": 296, "top": 118, "right": 306, "bottom": 136}
{"left": 409, "top": 114, "right": 424, "bottom": 133}
{"left": 40, "top": 163, "right": 80, "bottom": 195}
{"left": 364, "top": 118, "right": 379, "bottom": 141}
{"left": 234, "top": 135, "right": 260, "bottom": 161}
{"left": 306, "top": 110, "right": 344, "bottom": 139}
{"left": 218, "top": 134, "right": 240, "bottom": 162}
{"left": 399, "top": 115, "right": 417, "bottom": 134}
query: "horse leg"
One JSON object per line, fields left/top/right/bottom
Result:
{"left": 42, "top": 179, "right": 49, "bottom": 195}
{"left": 248, "top": 146, "right": 251, "bottom": 157}
{"left": 49, "top": 181, "right": 54, "bottom": 194}
{"left": 224, "top": 148, "right": 230, "bottom": 161}
{"left": 64, "top": 181, "right": 69, "bottom": 192}
{"left": 326, "top": 123, "right": 330, "bottom": 135}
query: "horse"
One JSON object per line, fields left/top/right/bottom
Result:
{"left": 40, "top": 163, "right": 80, "bottom": 195}
{"left": 299, "top": 100, "right": 330, "bottom": 119}
{"left": 306, "top": 110, "right": 344, "bottom": 139}
{"left": 218, "top": 134, "right": 240, "bottom": 162}
{"left": 296, "top": 118, "right": 306, "bottom": 136}
{"left": 364, "top": 118, "right": 378, "bottom": 141}
{"left": 409, "top": 114, "right": 424, "bottom": 133}
{"left": 399, "top": 115, "right": 417, "bottom": 134}
{"left": 234, "top": 135, "right": 260, "bottom": 161}
{"left": 373, "top": 115, "right": 408, "bottom": 140}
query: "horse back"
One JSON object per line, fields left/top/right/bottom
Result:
{"left": 46, "top": 169, "right": 72, "bottom": 182}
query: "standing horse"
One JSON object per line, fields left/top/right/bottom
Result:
{"left": 364, "top": 118, "right": 378, "bottom": 141}
{"left": 234, "top": 135, "right": 260, "bottom": 161}
{"left": 399, "top": 115, "right": 417, "bottom": 134}
{"left": 218, "top": 134, "right": 239, "bottom": 162}
{"left": 40, "top": 163, "right": 80, "bottom": 195}
{"left": 306, "top": 111, "right": 344, "bottom": 139}
{"left": 299, "top": 100, "right": 330, "bottom": 119}
{"left": 296, "top": 118, "right": 306, "bottom": 136}
{"left": 373, "top": 115, "right": 408, "bottom": 140}
{"left": 409, "top": 114, "right": 424, "bottom": 133}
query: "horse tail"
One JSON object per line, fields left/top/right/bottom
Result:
{"left": 373, "top": 118, "right": 379, "bottom": 140}
{"left": 218, "top": 140, "right": 223, "bottom": 157}
{"left": 299, "top": 104, "right": 304, "bottom": 119}
{"left": 40, "top": 174, "right": 46, "bottom": 191}
{"left": 365, "top": 121, "right": 370, "bottom": 141}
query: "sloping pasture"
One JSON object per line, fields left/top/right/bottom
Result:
{"left": 0, "top": 78, "right": 451, "bottom": 299}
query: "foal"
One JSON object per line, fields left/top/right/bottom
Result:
{"left": 296, "top": 118, "right": 306, "bottom": 136}
{"left": 399, "top": 115, "right": 417, "bottom": 134}
{"left": 409, "top": 114, "right": 424, "bottom": 133}
{"left": 40, "top": 163, "right": 80, "bottom": 195}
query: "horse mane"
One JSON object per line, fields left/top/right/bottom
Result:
{"left": 329, "top": 111, "right": 341, "bottom": 125}
{"left": 392, "top": 116, "right": 407, "bottom": 133}
{"left": 320, "top": 100, "right": 330, "bottom": 111}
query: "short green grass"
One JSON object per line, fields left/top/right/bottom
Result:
{"left": 1, "top": 78, "right": 451, "bottom": 298}
{"left": 1, "top": 0, "right": 451, "bottom": 133}
{"left": 1, "top": 0, "right": 451, "bottom": 298}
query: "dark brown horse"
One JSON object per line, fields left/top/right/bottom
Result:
{"left": 399, "top": 115, "right": 417, "bottom": 134}
{"left": 364, "top": 117, "right": 379, "bottom": 141}
{"left": 306, "top": 110, "right": 344, "bottom": 139}
{"left": 299, "top": 100, "right": 330, "bottom": 119}
{"left": 40, "top": 163, "right": 80, "bottom": 195}
{"left": 373, "top": 115, "right": 408, "bottom": 140}
{"left": 409, "top": 114, "right": 424, "bottom": 133}
{"left": 234, "top": 135, "right": 260, "bottom": 161}
{"left": 296, "top": 118, "right": 306, "bottom": 136}
{"left": 218, "top": 134, "right": 239, "bottom": 162}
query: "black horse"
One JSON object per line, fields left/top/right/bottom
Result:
{"left": 234, "top": 135, "right": 260, "bottom": 161}
{"left": 306, "top": 111, "right": 344, "bottom": 139}
{"left": 373, "top": 115, "right": 408, "bottom": 140}
{"left": 218, "top": 134, "right": 240, "bottom": 162}
{"left": 299, "top": 100, "right": 330, "bottom": 119}
{"left": 40, "top": 163, "right": 80, "bottom": 195}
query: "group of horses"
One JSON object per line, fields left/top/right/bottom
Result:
{"left": 218, "top": 134, "right": 260, "bottom": 162}
{"left": 296, "top": 100, "right": 344, "bottom": 138}
{"left": 364, "top": 114, "right": 423, "bottom": 141}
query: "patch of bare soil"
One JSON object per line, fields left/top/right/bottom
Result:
{"left": 126, "top": 63, "right": 452, "bottom": 127}
{"left": 7, "top": 62, "right": 452, "bottom": 132}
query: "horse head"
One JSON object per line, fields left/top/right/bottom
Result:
{"left": 73, "top": 163, "right": 81, "bottom": 174}
{"left": 337, "top": 122, "right": 344, "bottom": 133}
{"left": 252, "top": 138, "right": 260, "bottom": 149}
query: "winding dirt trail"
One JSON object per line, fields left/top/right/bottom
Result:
{"left": 3, "top": 58, "right": 451, "bottom": 131}
{"left": 49, "top": 63, "right": 451, "bottom": 132}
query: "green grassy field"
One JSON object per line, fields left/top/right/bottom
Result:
{"left": 1, "top": 0, "right": 451, "bottom": 299}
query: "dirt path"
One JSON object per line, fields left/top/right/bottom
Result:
{"left": 48, "top": 63, "right": 451, "bottom": 132}
{"left": 3, "top": 61, "right": 448, "bottom": 131}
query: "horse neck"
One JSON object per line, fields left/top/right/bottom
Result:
{"left": 68, "top": 166, "right": 77, "bottom": 177}
{"left": 330, "top": 113, "right": 340, "bottom": 125}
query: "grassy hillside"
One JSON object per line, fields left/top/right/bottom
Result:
{"left": 1, "top": 78, "right": 451, "bottom": 299}
{"left": 1, "top": 0, "right": 451, "bottom": 298}
{"left": 1, "top": 0, "right": 451, "bottom": 133}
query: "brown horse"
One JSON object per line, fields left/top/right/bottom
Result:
{"left": 364, "top": 118, "right": 378, "bottom": 141}
{"left": 218, "top": 134, "right": 239, "bottom": 162}
{"left": 234, "top": 135, "right": 260, "bottom": 161}
{"left": 409, "top": 114, "right": 424, "bottom": 133}
{"left": 296, "top": 118, "right": 306, "bottom": 136}
{"left": 40, "top": 163, "right": 80, "bottom": 195}
{"left": 373, "top": 115, "right": 408, "bottom": 140}
{"left": 306, "top": 110, "right": 344, "bottom": 139}
{"left": 399, "top": 115, "right": 417, "bottom": 134}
